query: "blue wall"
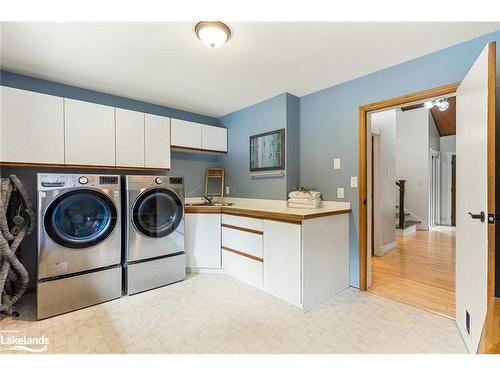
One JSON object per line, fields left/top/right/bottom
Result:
{"left": 286, "top": 93, "right": 300, "bottom": 194}
{"left": 0, "top": 70, "right": 224, "bottom": 197}
{"left": 219, "top": 93, "right": 289, "bottom": 199}
{"left": 299, "top": 30, "right": 500, "bottom": 286}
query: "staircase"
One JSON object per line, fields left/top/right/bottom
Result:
{"left": 395, "top": 180, "right": 420, "bottom": 235}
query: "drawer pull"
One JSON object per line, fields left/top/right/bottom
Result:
{"left": 221, "top": 223, "right": 263, "bottom": 235}
{"left": 222, "top": 246, "right": 263, "bottom": 262}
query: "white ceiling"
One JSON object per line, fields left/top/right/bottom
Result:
{"left": 1, "top": 22, "right": 499, "bottom": 117}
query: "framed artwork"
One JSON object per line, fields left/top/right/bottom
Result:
{"left": 249, "top": 129, "right": 285, "bottom": 172}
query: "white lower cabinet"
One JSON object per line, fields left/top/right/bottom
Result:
{"left": 222, "top": 249, "right": 263, "bottom": 288}
{"left": 185, "top": 213, "right": 221, "bottom": 269}
{"left": 263, "top": 220, "right": 302, "bottom": 307}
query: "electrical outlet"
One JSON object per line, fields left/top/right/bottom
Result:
{"left": 334, "top": 158, "right": 341, "bottom": 170}
{"left": 337, "top": 187, "right": 344, "bottom": 199}
{"left": 225, "top": 186, "right": 230, "bottom": 195}
{"left": 350, "top": 176, "right": 358, "bottom": 188}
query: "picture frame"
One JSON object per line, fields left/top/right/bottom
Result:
{"left": 249, "top": 128, "right": 285, "bottom": 172}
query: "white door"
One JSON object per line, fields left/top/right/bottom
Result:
{"left": 455, "top": 42, "right": 495, "bottom": 353}
{"left": 144, "top": 113, "right": 171, "bottom": 169}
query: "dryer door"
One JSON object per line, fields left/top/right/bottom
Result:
{"left": 132, "top": 188, "right": 184, "bottom": 238}
{"left": 44, "top": 189, "right": 118, "bottom": 249}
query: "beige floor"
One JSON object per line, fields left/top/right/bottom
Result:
{"left": 0, "top": 273, "right": 467, "bottom": 354}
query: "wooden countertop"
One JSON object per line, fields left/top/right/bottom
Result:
{"left": 184, "top": 201, "right": 351, "bottom": 224}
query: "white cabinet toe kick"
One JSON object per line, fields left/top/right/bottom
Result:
{"left": 186, "top": 211, "right": 350, "bottom": 312}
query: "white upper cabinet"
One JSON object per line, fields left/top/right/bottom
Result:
{"left": 202, "top": 124, "right": 227, "bottom": 152}
{"left": 171, "top": 119, "right": 227, "bottom": 153}
{"left": 145, "top": 113, "right": 170, "bottom": 169}
{"left": 170, "top": 118, "right": 202, "bottom": 149}
{"left": 64, "top": 99, "right": 116, "bottom": 166}
{"left": 1, "top": 86, "right": 64, "bottom": 164}
{"left": 115, "top": 108, "right": 145, "bottom": 167}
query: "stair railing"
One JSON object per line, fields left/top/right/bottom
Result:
{"left": 396, "top": 180, "right": 406, "bottom": 229}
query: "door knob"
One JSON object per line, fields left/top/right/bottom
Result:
{"left": 468, "top": 211, "right": 485, "bottom": 222}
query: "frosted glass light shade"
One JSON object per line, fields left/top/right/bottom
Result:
{"left": 195, "top": 22, "right": 231, "bottom": 48}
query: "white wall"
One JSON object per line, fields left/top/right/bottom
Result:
{"left": 370, "top": 110, "right": 396, "bottom": 255}
{"left": 440, "top": 135, "right": 456, "bottom": 225}
{"left": 395, "top": 108, "right": 438, "bottom": 230}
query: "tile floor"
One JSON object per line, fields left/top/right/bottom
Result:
{"left": 0, "top": 273, "right": 467, "bottom": 354}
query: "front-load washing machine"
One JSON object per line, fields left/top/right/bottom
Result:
{"left": 37, "top": 173, "right": 122, "bottom": 319}
{"left": 124, "top": 175, "right": 186, "bottom": 295}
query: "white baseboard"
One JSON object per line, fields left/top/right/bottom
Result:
{"left": 187, "top": 267, "right": 224, "bottom": 274}
{"left": 396, "top": 224, "right": 417, "bottom": 236}
{"left": 374, "top": 241, "right": 396, "bottom": 256}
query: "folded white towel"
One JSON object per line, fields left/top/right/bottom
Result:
{"left": 288, "top": 202, "right": 322, "bottom": 209}
{"left": 288, "top": 191, "right": 321, "bottom": 199}
{"left": 288, "top": 198, "right": 321, "bottom": 205}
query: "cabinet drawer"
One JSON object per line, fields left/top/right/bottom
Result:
{"left": 221, "top": 214, "right": 263, "bottom": 232}
{"left": 222, "top": 227, "right": 263, "bottom": 259}
{"left": 222, "top": 249, "right": 263, "bottom": 288}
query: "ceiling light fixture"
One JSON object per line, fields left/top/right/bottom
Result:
{"left": 195, "top": 21, "right": 231, "bottom": 49}
{"left": 423, "top": 98, "right": 449, "bottom": 111}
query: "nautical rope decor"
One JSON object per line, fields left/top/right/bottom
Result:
{"left": 0, "top": 175, "right": 35, "bottom": 317}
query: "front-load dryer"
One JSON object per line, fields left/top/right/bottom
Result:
{"left": 124, "top": 175, "right": 186, "bottom": 295}
{"left": 37, "top": 173, "right": 122, "bottom": 319}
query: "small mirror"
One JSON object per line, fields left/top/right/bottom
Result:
{"left": 205, "top": 168, "right": 225, "bottom": 202}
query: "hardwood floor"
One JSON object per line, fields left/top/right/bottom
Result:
{"left": 369, "top": 227, "right": 455, "bottom": 318}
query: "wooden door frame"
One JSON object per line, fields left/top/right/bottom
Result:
{"left": 359, "top": 42, "right": 496, "bottom": 299}
{"left": 358, "top": 82, "right": 460, "bottom": 291}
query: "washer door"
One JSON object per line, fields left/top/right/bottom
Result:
{"left": 44, "top": 189, "right": 118, "bottom": 249}
{"left": 132, "top": 188, "right": 183, "bottom": 238}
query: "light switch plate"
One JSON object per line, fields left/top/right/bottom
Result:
{"left": 334, "top": 158, "right": 341, "bottom": 169}
{"left": 337, "top": 187, "right": 344, "bottom": 199}
{"left": 350, "top": 176, "right": 358, "bottom": 188}
{"left": 225, "top": 186, "right": 230, "bottom": 195}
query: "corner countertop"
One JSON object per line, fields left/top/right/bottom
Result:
{"left": 184, "top": 197, "right": 351, "bottom": 223}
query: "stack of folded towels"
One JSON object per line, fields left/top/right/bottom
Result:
{"left": 288, "top": 190, "right": 322, "bottom": 209}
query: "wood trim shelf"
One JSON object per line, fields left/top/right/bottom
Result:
{"left": 358, "top": 82, "right": 460, "bottom": 291}
{"left": 171, "top": 145, "right": 227, "bottom": 154}
{"left": 0, "top": 161, "right": 169, "bottom": 172}
{"left": 222, "top": 246, "right": 263, "bottom": 262}
{"left": 221, "top": 223, "right": 263, "bottom": 235}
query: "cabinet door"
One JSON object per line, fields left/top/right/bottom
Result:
{"left": 263, "top": 220, "right": 302, "bottom": 307}
{"left": 64, "top": 99, "right": 116, "bottom": 166}
{"left": 201, "top": 124, "right": 227, "bottom": 152}
{"left": 185, "top": 213, "right": 221, "bottom": 268}
{"left": 170, "top": 118, "right": 202, "bottom": 149}
{"left": 115, "top": 108, "right": 145, "bottom": 167}
{"left": 145, "top": 113, "right": 170, "bottom": 169}
{"left": 1, "top": 86, "right": 64, "bottom": 164}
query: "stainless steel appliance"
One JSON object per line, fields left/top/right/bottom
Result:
{"left": 37, "top": 173, "right": 122, "bottom": 319}
{"left": 124, "top": 175, "right": 186, "bottom": 295}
